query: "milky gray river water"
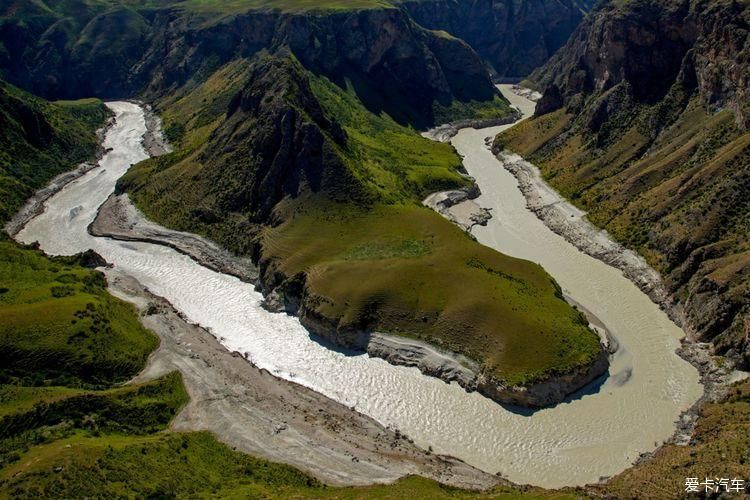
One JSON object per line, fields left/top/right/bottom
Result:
{"left": 17, "top": 93, "right": 702, "bottom": 488}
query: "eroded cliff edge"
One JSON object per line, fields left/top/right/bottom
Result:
{"left": 399, "top": 0, "right": 594, "bottom": 79}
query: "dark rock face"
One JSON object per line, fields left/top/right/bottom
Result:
{"left": 271, "top": 9, "right": 497, "bottom": 126}
{"left": 534, "top": 2, "right": 686, "bottom": 101}
{"left": 692, "top": 0, "right": 750, "bottom": 129}
{"left": 534, "top": 0, "right": 749, "bottom": 127}
{"left": 0, "top": 5, "right": 497, "bottom": 125}
{"left": 0, "top": 6, "right": 152, "bottom": 99}
{"left": 0, "top": 0, "right": 590, "bottom": 115}
{"left": 515, "top": 0, "right": 750, "bottom": 365}
{"left": 400, "top": 0, "right": 593, "bottom": 79}
{"left": 77, "top": 249, "right": 109, "bottom": 269}
{"left": 202, "top": 56, "right": 361, "bottom": 222}
{"left": 534, "top": 84, "right": 563, "bottom": 117}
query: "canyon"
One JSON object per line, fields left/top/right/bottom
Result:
{"left": 2, "top": 0, "right": 749, "bottom": 497}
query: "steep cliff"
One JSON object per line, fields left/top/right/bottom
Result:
{"left": 399, "top": 0, "right": 595, "bottom": 78}
{"left": 495, "top": 0, "right": 750, "bottom": 365}
{"left": 0, "top": 2, "right": 506, "bottom": 126}
{"left": 0, "top": 0, "right": 593, "bottom": 118}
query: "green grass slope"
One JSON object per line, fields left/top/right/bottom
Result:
{"left": 120, "top": 54, "right": 601, "bottom": 389}
{"left": 0, "top": 239, "right": 158, "bottom": 388}
{"left": 1, "top": 429, "right": 583, "bottom": 498}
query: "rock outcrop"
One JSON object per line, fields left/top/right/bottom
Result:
{"left": 532, "top": 0, "right": 749, "bottom": 126}
{"left": 368, "top": 332, "right": 609, "bottom": 408}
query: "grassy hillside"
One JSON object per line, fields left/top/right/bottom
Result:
{"left": 0, "top": 239, "right": 158, "bottom": 388}
{"left": 1, "top": 429, "right": 582, "bottom": 498}
{"left": 120, "top": 54, "right": 602, "bottom": 390}
{"left": 0, "top": 80, "right": 108, "bottom": 223}
{"left": 0, "top": 232, "right": 185, "bottom": 493}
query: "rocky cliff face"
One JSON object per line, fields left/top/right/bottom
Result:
{"left": 532, "top": 0, "right": 749, "bottom": 124}
{"left": 199, "top": 55, "right": 362, "bottom": 222}
{"left": 532, "top": 0, "right": 697, "bottom": 103}
{"left": 498, "top": 0, "right": 750, "bottom": 365}
{"left": 399, "top": 0, "right": 594, "bottom": 78}
{"left": 0, "top": 3, "right": 499, "bottom": 126}
{"left": 0, "top": 0, "right": 592, "bottom": 113}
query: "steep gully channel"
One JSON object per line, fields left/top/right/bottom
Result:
{"left": 14, "top": 89, "right": 703, "bottom": 488}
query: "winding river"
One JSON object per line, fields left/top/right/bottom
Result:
{"left": 16, "top": 90, "right": 702, "bottom": 488}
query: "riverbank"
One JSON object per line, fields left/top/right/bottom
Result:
{"left": 422, "top": 185, "right": 492, "bottom": 233}
{"left": 139, "top": 103, "right": 172, "bottom": 157}
{"left": 493, "top": 152, "right": 674, "bottom": 320}
{"left": 89, "top": 194, "right": 257, "bottom": 283}
{"left": 490, "top": 149, "right": 738, "bottom": 439}
{"left": 4, "top": 114, "right": 115, "bottom": 237}
{"left": 490, "top": 87, "right": 738, "bottom": 445}
{"left": 106, "top": 268, "right": 501, "bottom": 489}
{"left": 423, "top": 113, "right": 521, "bottom": 143}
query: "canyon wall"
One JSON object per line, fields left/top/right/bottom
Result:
{"left": 497, "top": 0, "right": 750, "bottom": 365}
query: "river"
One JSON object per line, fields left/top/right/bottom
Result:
{"left": 16, "top": 91, "right": 702, "bottom": 488}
